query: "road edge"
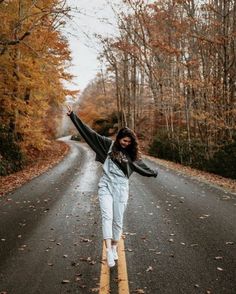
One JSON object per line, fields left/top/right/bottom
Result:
{"left": 0, "top": 140, "right": 70, "bottom": 197}
{"left": 144, "top": 154, "right": 236, "bottom": 195}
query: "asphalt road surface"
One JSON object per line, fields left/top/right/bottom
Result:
{"left": 0, "top": 138, "right": 235, "bottom": 294}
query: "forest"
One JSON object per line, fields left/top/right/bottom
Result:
{"left": 0, "top": 0, "right": 77, "bottom": 176}
{"left": 1, "top": 0, "right": 236, "bottom": 179}
{"left": 79, "top": 0, "right": 236, "bottom": 179}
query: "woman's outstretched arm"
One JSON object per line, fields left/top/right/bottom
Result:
{"left": 131, "top": 158, "right": 158, "bottom": 177}
{"left": 66, "top": 105, "right": 112, "bottom": 162}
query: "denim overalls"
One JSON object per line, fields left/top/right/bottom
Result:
{"left": 98, "top": 144, "right": 129, "bottom": 241}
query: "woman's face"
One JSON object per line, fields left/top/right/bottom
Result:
{"left": 119, "top": 136, "right": 132, "bottom": 149}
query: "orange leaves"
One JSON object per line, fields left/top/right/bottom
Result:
{"left": 0, "top": 0, "right": 75, "bottom": 174}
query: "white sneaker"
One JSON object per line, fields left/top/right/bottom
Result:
{"left": 106, "top": 249, "right": 115, "bottom": 267}
{"left": 112, "top": 246, "right": 118, "bottom": 260}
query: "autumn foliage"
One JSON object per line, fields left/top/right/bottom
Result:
{"left": 93, "top": 0, "right": 236, "bottom": 178}
{"left": 0, "top": 0, "right": 76, "bottom": 175}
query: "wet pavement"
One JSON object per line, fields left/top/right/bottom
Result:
{"left": 0, "top": 138, "right": 235, "bottom": 294}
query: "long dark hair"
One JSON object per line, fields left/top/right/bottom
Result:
{"left": 111, "top": 127, "right": 140, "bottom": 161}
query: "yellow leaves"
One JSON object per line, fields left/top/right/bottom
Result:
{"left": 0, "top": 0, "right": 74, "bottom": 158}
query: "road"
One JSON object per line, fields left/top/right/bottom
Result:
{"left": 0, "top": 138, "right": 235, "bottom": 294}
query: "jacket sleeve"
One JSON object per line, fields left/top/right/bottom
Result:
{"left": 69, "top": 111, "right": 112, "bottom": 160}
{"left": 131, "top": 159, "right": 158, "bottom": 177}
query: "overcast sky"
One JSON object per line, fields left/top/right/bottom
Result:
{"left": 64, "top": 0, "right": 120, "bottom": 94}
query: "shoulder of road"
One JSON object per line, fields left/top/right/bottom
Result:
{"left": 145, "top": 155, "right": 236, "bottom": 194}
{"left": 0, "top": 140, "right": 69, "bottom": 197}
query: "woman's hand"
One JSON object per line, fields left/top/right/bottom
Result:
{"left": 66, "top": 105, "right": 73, "bottom": 116}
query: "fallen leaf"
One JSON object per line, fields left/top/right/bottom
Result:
{"left": 126, "top": 248, "right": 133, "bottom": 252}
{"left": 146, "top": 266, "right": 153, "bottom": 272}
{"left": 81, "top": 238, "right": 92, "bottom": 243}
{"left": 217, "top": 267, "right": 223, "bottom": 271}
{"left": 90, "top": 288, "right": 99, "bottom": 292}
{"left": 89, "top": 260, "right": 96, "bottom": 265}
{"left": 78, "top": 284, "right": 87, "bottom": 289}
{"left": 133, "top": 289, "right": 145, "bottom": 293}
{"left": 214, "top": 256, "right": 223, "bottom": 260}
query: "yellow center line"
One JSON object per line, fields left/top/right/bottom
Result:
{"left": 118, "top": 238, "right": 130, "bottom": 294}
{"left": 99, "top": 241, "right": 110, "bottom": 294}
{"left": 99, "top": 238, "right": 130, "bottom": 294}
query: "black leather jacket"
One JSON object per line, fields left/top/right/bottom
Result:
{"left": 69, "top": 112, "right": 158, "bottom": 178}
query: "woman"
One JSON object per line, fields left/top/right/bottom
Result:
{"left": 66, "top": 105, "right": 158, "bottom": 267}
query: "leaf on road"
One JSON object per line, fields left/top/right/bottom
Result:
{"left": 18, "top": 244, "right": 27, "bottom": 251}
{"left": 217, "top": 267, "right": 223, "bottom": 271}
{"left": 47, "top": 263, "right": 53, "bottom": 266}
{"left": 146, "top": 266, "right": 153, "bottom": 272}
{"left": 90, "top": 288, "right": 99, "bottom": 292}
{"left": 222, "top": 196, "right": 231, "bottom": 200}
{"left": 45, "top": 246, "right": 53, "bottom": 252}
{"left": 225, "top": 241, "right": 234, "bottom": 245}
{"left": 61, "top": 280, "right": 70, "bottom": 284}
{"left": 126, "top": 248, "right": 133, "bottom": 252}
{"left": 214, "top": 256, "right": 223, "bottom": 260}
{"left": 89, "top": 260, "right": 96, "bottom": 265}
{"left": 81, "top": 238, "right": 92, "bottom": 243}
{"left": 124, "top": 232, "right": 136, "bottom": 236}
{"left": 133, "top": 288, "right": 145, "bottom": 293}
{"left": 199, "top": 214, "right": 210, "bottom": 219}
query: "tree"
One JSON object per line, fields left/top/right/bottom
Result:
{"left": 0, "top": 0, "right": 77, "bottom": 175}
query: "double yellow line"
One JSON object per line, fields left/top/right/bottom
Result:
{"left": 99, "top": 238, "right": 129, "bottom": 294}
